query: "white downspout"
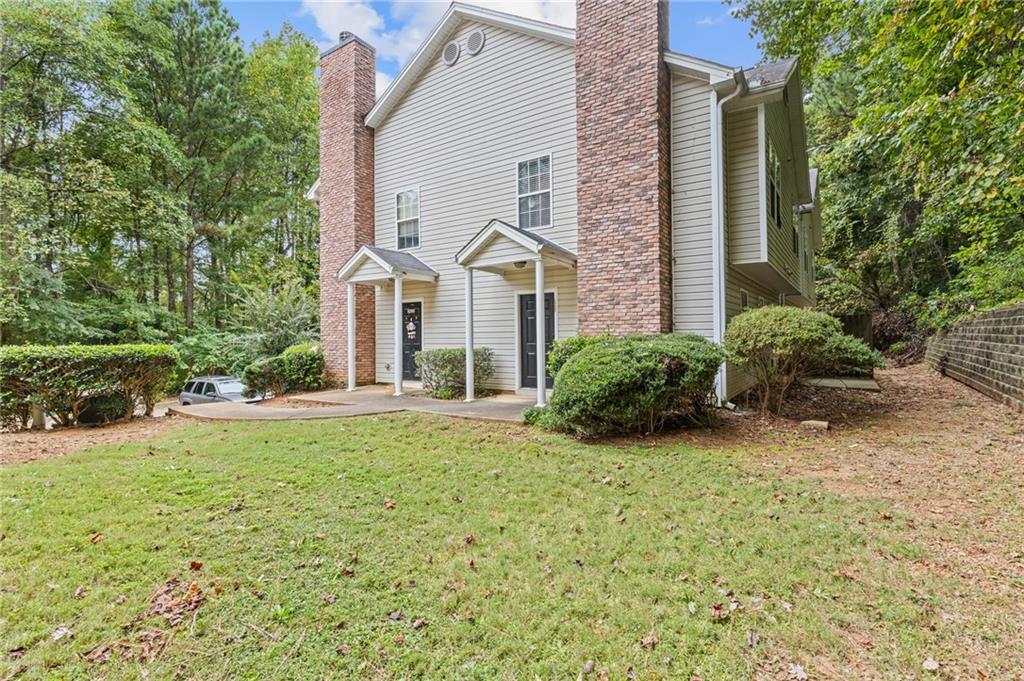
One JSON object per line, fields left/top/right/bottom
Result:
{"left": 711, "top": 72, "right": 747, "bottom": 403}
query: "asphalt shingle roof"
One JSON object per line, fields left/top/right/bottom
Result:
{"left": 743, "top": 58, "right": 797, "bottom": 90}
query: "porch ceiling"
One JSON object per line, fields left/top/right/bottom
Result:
{"left": 455, "top": 219, "right": 576, "bottom": 274}
{"left": 337, "top": 245, "right": 438, "bottom": 285}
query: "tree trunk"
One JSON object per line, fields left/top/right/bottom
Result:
{"left": 184, "top": 238, "right": 195, "bottom": 331}
{"left": 165, "top": 249, "right": 176, "bottom": 313}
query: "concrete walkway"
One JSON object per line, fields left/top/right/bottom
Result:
{"left": 167, "top": 385, "right": 532, "bottom": 423}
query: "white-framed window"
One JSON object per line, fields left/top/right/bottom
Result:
{"left": 766, "top": 139, "right": 782, "bottom": 227}
{"left": 739, "top": 289, "right": 750, "bottom": 311}
{"left": 517, "top": 154, "right": 552, "bottom": 229}
{"left": 396, "top": 188, "right": 419, "bottom": 250}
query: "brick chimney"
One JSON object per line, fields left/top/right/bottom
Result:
{"left": 575, "top": 0, "right": 673, "bottom": 334}
{"left": 319, "top": 32, "right": 376, "bottom": 383}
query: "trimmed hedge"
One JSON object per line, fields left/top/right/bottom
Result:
{"left": 0, "top": 344, "right": 179, "bottom": 429}
{"left": 546, "top": 333, "right": 613, "bottom": 376}
{"left": 415, "top": 347, "right": 495, "bottom": 399}
{"left": 724, "top": 306, "right": 883, "bottom": 413}
{"left": 527, "top": 334, "right": 726, "bottom": 437}
{"left": 241, "top": 342, "right": 325, "bottom": 397}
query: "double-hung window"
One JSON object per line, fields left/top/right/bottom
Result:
{"left": 766, "top": 140, "right": 782, "bottom": 227}
{"left": 517, "top": 155, "right": 551, "bottom": 229}
{"left": 396, "top": 188, "right": 420, "bottom": 250}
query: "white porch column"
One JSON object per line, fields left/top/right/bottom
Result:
{"left": 393, "top": 275, "right": 403, "bottom": 396}
{"left": 346, "top": 282, "right": 356, "bottom": 391}
{"left": 535, "top": 258, "right": 546, "bottom": 407}
{"left": 464, "top": 268, "right": 475, "bottom": 402}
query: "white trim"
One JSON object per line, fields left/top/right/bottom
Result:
{"left": 757, "top": 104, "right": 768, "bottom": 262}
{"left": 346, "top": 282, "right": 356, "bottom": 391}
{"left": 456, "top": 219, "right": 576, "bottom": 270}
{"left": 464, "top": 268, "right": 474, "bottom": 402}
{"left": 535, "top": 258, "right": 546, "bottom": 407}
{"left": 305, "top": 177, "right": 320, "bottom": 202}
{"left": 512, "top": 286, "right": 558, "bottom": 393}
{"left": 664, "top": 51, "right": 737, "bottom": 84}
{"left": 515, "top": 152, "right": 553, "bottom": 231}
{"left": 365, "top": 2, "right": 573, "bottom": 129}
{"left": 395, "top": 185, "right": 421, "bottom": 251}
{"left": 337, "top": 245, "right": 438, "bottom": 283}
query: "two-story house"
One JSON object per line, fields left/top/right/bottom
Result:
{"left": 311, "top": 0, "right": 819, "bottom": 407}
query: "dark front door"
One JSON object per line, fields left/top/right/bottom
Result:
{"left": 402, "top": 302, "right": 422, "bottom": 381}
{"left": 519, "top": 292, "right": 555, "bottom": 389}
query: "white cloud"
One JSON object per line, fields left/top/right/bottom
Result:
{"left": 696, "top": 15, "right": 722, "bottom": 26}
{"left": 302, "top": 0, "right": 575, "bottom": 70}
{"left": 375, "top": 70, "right": 393, "bottom": 96}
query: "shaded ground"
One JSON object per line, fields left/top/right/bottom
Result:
{"left": 659, "top": 364, "right": 1024, "bottom": 678}
{"left": 0, "top": 416, "right": 185, "bottom": 466}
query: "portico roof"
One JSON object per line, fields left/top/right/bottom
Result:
{"left": 337, "top": 245, "right": 438, "bottom": 284}
{"left": 455, "top": 219, "right": 576, "bottom": 273}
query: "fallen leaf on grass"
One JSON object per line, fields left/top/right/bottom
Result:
{"left": 7, "top": 648, "right": 25, "bottom": 660}
{"left": 639, "top": 631, "right": 658, "bottom": 650}
{"left": 89, "top": 532, "right": 104, "bottom": 544}
{"left": 412, "top": 618, "right": 428, "bottom": 629}
{"left": 384, "top": 498, "right": 396, "bottom": 509}
{"left": 463, "top": 534, "right": 476, "bottom": 545}
{"left": 788, "top": 663, "right": 808, "bottom": 680}
{"left": 52, "top": 626, "right": 73, "bottom": 642}
{"left": 342, "top": 567, "right": 355, "bottom": 578}
{"left": 74, "top": 586, "right": 87, "bottom": 599}
{"left": 147, "top": 579, "right": 205, "bottom": 627}
{"left": 337, "top": 644, "right": 350, "bottom": 655}
{"left": 189, "top": 561, "right": 203, "bottom": 571}
{"left": 922, "top": 658, "right": 940, "bottom": 671}
{"left": 745, "top": 629, "right": 759, "bottom": 647}
{"left": 323, "top": 594, "right": 337, "bottom": 604}
{"left": 388, "top": 611, "right": 403, "bottom": 621}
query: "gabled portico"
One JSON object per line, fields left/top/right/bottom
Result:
{"left": 337, "top": 246, "right": 438, "bottom": 396}
{"left": 455, "top": 220, "right": 576, "bottom": 407}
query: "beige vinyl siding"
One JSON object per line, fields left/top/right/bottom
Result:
{"left": 763, "top": 101, "right": 801, "bottom": 291}
{"left": 349, "top": 257, "right": 387, "bottom": 282}
{"left": 670, "top": 74, "right": 714, "bottom": 339}
{"left": 372, "top": 20, "right": 577, "bottom": 389}
{"left": 471, "top": 235, "right": 534, "bottom": 267}
{"left": 726, "top": 108, "right": 760, "bottom": 264}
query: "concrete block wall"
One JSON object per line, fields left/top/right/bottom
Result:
{"left": 925, "top": 303, "right": 1024, "bottom": 411}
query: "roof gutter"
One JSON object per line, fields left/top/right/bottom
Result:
{"left": 710, "top": 70, "right": 748, "bottom": 403}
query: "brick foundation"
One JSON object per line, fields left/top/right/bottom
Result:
{"left": 575, "top": 0, "right": 673, "bottom": 335}
{"left": 925, "top": 303, "right": 1024, "bottom": 411}
{"left": 319, "top": 33, "right": 376, "bottom": 383}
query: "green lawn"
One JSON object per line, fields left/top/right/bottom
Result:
{"left": 1, "top": 414, "right": 939, "bottom": 679}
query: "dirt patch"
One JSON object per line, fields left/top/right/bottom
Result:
{"left": 0, "top": 416, "right": 185, "bottom": 466}
{"left": 674, "top": 364, "right": 1024, "bottom": 679}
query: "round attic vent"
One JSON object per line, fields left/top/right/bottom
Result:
{"left": 466, "top": 29, "right": 486, "bottom": 55}
{"left": 442, "top": 40, "right": 460, "bottom": 66}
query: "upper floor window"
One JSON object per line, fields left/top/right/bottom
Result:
{"left": 766, "top": 140, "right": 782, "bottom": 227}
{"left": 517, "top": 155, "right": 551, "bottom": 229}
{"left": 396, "top": 188, "right": 419, "bottom": 250}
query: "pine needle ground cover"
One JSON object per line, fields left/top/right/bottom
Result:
{"left": 1, "top": 413, "right": 955, "bottom": 679}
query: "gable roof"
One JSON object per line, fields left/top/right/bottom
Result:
{"left": 455, "top": 219, "right": 576, "bottom": 268}
{"left": 364, "top": 2, "right": 758, "bottom": 129}
{"left": 365, "top": 3, "right": 573, "bottom": 129}
{"left": 337, "top": 245, "right": 438, "bottom": 282}
{"left": 743, "top": 57, "right": 798, "bottom": 92}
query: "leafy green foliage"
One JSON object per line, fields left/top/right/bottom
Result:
{"left": 529, "top": 334, "right": 725, "bottom": 437}
{"left": 546, "top": 333, "right": 613, "bottom": 377}
{"left": 414, "top": 347, "right": 495, "bottom": 400}
{"left": 241, "top": 342, "right": 325, "bottom": 397}
{"left": 228, "top": 280, "right": 318, "bottom": 357}
{"left": 173, "top": 332, "right": 260, "bottom": 380}
{"left": 1, "top": 0, "right": 319, "bottom": 344}
{"left": 725, "top": 306, "right": 881, "bottom": 413}
{"left": 78, "top": 392, "right": 134, "bottom": 425}
{"left": 0, "top": 344, "right": 179, "bottom": 428}
{"left": 734, "top": 0, "right": 1024, "bottom": 344}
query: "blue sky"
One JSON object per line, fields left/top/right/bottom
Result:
{"left": 225, "top": 1, "right": 762, "bottom": 94}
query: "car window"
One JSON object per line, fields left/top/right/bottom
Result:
{"left": 203, "top": 382, "right": 217, "bottom": 396}
{"left": 183, "top": 381, "right": 195, "bottom": 393}
{"left": 217, "top": 380, "right": 245, "bottom": 393}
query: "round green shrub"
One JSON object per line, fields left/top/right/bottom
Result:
{"left": 414, "top": 347, "right": 495, "bottom": 399}
{"left": 280, "top": 342, "right": 325, "bottom": 391}
{"left": 534, "top": 334, "right": 726, "bottom": 437}
{"left": 242, "top": 357, "right": 287, "bottom": 397}
{"left": 724, "top": 306, "right": 882, "bottom": 413}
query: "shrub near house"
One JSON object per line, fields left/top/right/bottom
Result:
{"left": 241, "top": 342, "right": 326, "bottom": 397}
{"left": 528, "top": 334, "right": 726, "bottom": 437}
{"left": 0, "top": 344, "right": 179, "bottom": 429}
{"left": 415, "top": 347, "right": 495, "bottom": 400}
{"left": 725, "top": 306, "right": 883, "bottom": 413}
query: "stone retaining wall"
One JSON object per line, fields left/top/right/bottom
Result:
{"left": 925, "top": 303, "right": 1024, "bottom": 411}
